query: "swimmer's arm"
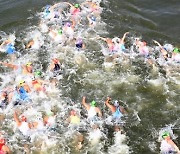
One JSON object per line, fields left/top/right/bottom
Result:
{"left": 97, "top": 108, "right": 102, "bottom": 117}
{"left": 0, "top": 61, "right": 18, "bottom": 70}
{"left": 98, "top": 37, "right": 106, "bottom": 42}
{"left": 153, "top": 40, "right": 163, "bottom": 49}
{"left": 26, "top": 40, "right": 34, "bottom": 49}
{"left": 82, "top": 96, "right": 90, "bottom": 110}
{"left": 105, "top": 97, "right": 115, "bottom": 112}
{"left": 2, "top": 145, "right": 11, "bottom": 154}
{"left": 168, "top": 140, "right": 180, "bottom": 153}
{"left": 71, "top": 19, "right": 76, "bottom": 29}
{"left": 13, "top": 111, "right": 21, "bottom": 127}
{"left": 121, "top": 32, "right": 129, "bottom": 43}
{"left": 63, "top": 2, "right": 73, "bottom": 8}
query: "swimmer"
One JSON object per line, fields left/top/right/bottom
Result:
{"left": 63, "top": 20, "right": 75, "bottom": 40}
{"left": 67, "top": 110, "right": 80, "bottom": 125}
{"left": 64, "top": 2, "right": 81, "bottom": 16}
{"left": 43, "top": 111, "right": 56, "bottom": 128}
{"left": 171, "top": 48, "right": 180, "bottom": 62}
{"left": 135, "top": 39, "right": 150, "bottom": 58}
{"left": 82, "top": 0, "right": 102, "bottom": 16}
{"left": 13, "top": 111, "right": 31, "bottom": 136}
{"left": 153, "top": 40, "right": 169, "bottom": 60}
{"left": 0, "top": 38, "right": 16, "bottom": 61}
{"left": 112, "top": 32, "right": 129, "bottom": 52}
{"left": 160, "top": 131, "right": 180, "bottom": 154}
{"left": 14, "top": 80, "right": 31, "bottom": 104}
{"left": 26, "top": 36, "right": 41, "bottom": 50}
{"left": 48, "top": 28, "right": 65, "bottom": 44}
{"left": 0, "top": 135, "right": 11, "bottom": 154}
{"left": 0, "top": 61, "right": 33, "bottom": 75}
{"left": 48, "top": 58, "right": 62, "bottom": 77}
{"left": 74, "top": 38, "right": 85, "bottom": 50}
{"left": 0, "top": 91, "right": 10, "bottom": 109}
{"left": 31, "top": 71, "right": 47, "bottom": 93}
{"left": 87, "top": 14, "right": 97, "bottom": 27}
{"left": 82, "top": 96, "right": 102, "bottom": 120}
{"left": 105, "top": 97, "right": 126, "bottom": 121}
{"left": 98, "top": 37, "right": 115, "bottom": 53}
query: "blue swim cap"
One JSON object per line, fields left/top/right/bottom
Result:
{"left": 91, "top": 16, "right": 96, "bottom": 21}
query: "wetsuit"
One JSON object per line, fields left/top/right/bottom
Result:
{"left": 53, "top": 63, "right": 61, "bottom": 77}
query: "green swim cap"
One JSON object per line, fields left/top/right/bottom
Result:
{"left": 173, "top": 48, "right": 179, "bottom": 53}
{"left": 34, "top": 71, "right": 42, "bottom": 76}
{"left": 91, "top": 100, "right": 96, "bottom": 107}
{"left": 162, "top": 132, "right": 170, "bottom": 139}
{"left": 58, "top": 29, "right": 62, "bottom": 35}
{"left": 47, "top": 111, "right": 54, "bottom": 116}
{"left": 74, "top": 4, "right": 80, "bottom": 8}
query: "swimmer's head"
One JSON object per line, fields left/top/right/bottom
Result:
{"left": 114, "top": 100, "right": 119, "bottom": 107}
{"left": 76, "top": 38, "right": 83, "bottom": 44}
{"left": 58, "top": 29, "right": 63, "bottom": 35}
{"left": 34, "top": 71, "right": 42, "bottom": 77}
{"left": 162, "top": 132, "right": 170, "bottom": 139}
{"left": 21, "top": 115, "right": 27, "bottom": 122}
{"left": 90, "top": 100, "right": 96, "bottom": 107}
{"left": 91, "top": 16, "right": 96, "bottom": 21}
{"left": 19, "top": 80, "right": 25, "bottom": 86}
{"left": 74, "top": 4, "right": 80, "bottom": 8}
{"left": 0, "top": 138, "right": 5, "bottom": 144}
{"left": 66, "top": 22, "right": 71, "bottom": 27}
{"left": 26, "top": 62, "right": 32, "bottom": 67}
{"left": 173, "top": 48, "right": 179, "bottom": 53}
{"left": 70, "top": 110, "right": 76, "bottom": 116}
{"left": 142, "top": 41, "right": 147, "bottom": 46}
{"left": 52, "top": 58, "right": 59, "bottom": 64}
{"left": 47, "top": 111, "right": 54, "bottom": 117}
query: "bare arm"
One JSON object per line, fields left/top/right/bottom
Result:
{"left": 105, "top": 97, "right": 116, "bottom": 113}
{"left": 168, "top": 139, "right": 180, "bottom": 153}
{"left": 13, "top": 111, "right": 21, "bottom": 127}
{"left": 121, "top": 32, "right": 129, "bottom": 43}
{"left": 96, "top": 107, "right": 102, "bottom": 117}
{"left": 64, "top": 2, "right": 73, "bottom": 8}
{"left": 153, "top": 40, "right": 163, "bottom": 49}
{"left": 0, "top": 61, "right": 18, "bottom": 70}
{"left": 82, "top": 96, "right": 90, "bottom": 110}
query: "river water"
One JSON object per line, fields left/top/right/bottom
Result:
{"left": 0, "top": 0, "right": 179, "bottom": 154}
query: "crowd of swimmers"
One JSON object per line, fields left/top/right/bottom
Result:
{"left": 0, "top": 0, "right": 180, "bottom": 153}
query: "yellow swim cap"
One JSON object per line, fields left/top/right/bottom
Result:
{"left": 26, "top": 62, "right": 32, "bottom": 66}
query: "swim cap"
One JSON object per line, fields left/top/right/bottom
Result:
{"left": 26, "top": 62, "right": 32, "bottom": 67}
{"left": 91, "top": 100, "right": 96, "bottom": 107}
{"left": 66, "top": 22, "right": 71, "bottom": 27}
{"left": 19, "top": 80, "right": 25, "bottom": 85}
{"left": 91, "top": 16, "right": 96, "bottom": 21}
{"left": 74, "top": 4, "right": 80, "bottom": 8}
{"left": 173, "top": 48, "right": 179, "bottom": 53}
{"left": 34, "top": 71, "right": 42, "bottom": 76}
{"left": 114, "top": 100, "right": 119, "bottom": 107}
{"left": 76, "top": 38, "right": 83, "bottom": 44}
{"left": 58, "top": 29, "right": 63, "bottom": 35}
{"left": 162, "top": 132, "right": 170, "bottom": 139}
{"left": 47, "top": 111, "right": 54, "bottom": 116}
